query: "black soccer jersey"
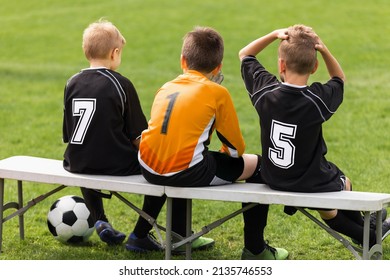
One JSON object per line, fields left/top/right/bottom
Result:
{"left": 241, "top": 56, "right": 345, "bottom": 192}
{"left": 63, "top": 68, "right": 147, "bottom": 175}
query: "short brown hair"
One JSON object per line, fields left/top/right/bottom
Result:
{"left": 82, "top": 19, "right": 126, "bottom": 60}
{"left": 181, "top": 26, "right": 224, "bottom": 73}
{"left": 278, "top": 24, "right": 317, "bottom": 74}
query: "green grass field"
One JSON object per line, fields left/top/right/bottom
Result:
{"left": 0, "top": 0, "right": 389, "bottom": 260}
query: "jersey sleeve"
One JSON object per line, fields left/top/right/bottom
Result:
{"left": 308, "top": 77, "right": 344, "bottom": 121}
{"left": 240, "top": 56, "right": 279, "bottom": 104}
{"left": 214, "top": 88, "right": 246, "bottom": 157}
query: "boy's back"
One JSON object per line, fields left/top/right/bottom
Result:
{"left": 63, "top": 68, "right": 146, "bottom": 175}
{"left": 239, "top": 24, "right": 390, "bottom": 253}
{"left": 62, "top": 19, "right": 148, "bottom": 246}
{"left": 242, "top": 56, "right": 344, "bottom": 192}
{"left": 240, "top": 25, "right": 346, "bottom": 193}
{"left": 139, "top": 70, "right": 245, "bottom": 176}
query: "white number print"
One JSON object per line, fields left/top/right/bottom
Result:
{"left": 269, "top": 120, "right": 297, "bottom": 169}
{"left": 70, "top": 98, "right": 96, "bottom": 144}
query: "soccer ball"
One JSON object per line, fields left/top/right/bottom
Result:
{"left": 47, "top": 195, "right": 94, "bottom": 243}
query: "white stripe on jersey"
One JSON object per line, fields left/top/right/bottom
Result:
{"left": 97, "top": 70, "right": 126, "bottom": 116}
{"left": 190, "top": 115, "right": 215, "bottom": 168}
{"left": 300, "top": 91, "right": 327, "bottom": 121}
{"left": 306, "top": 89, "right": 337, "bottom": 114}
{"left": 253, "top": 84, "right": 280, "bottom": 108}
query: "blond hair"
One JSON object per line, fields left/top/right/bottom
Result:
{"left": 82, "top": 19, "right": 126, "bottom": 60}
{"left": 279, "top": 24, "right": 317, "bottom": 74}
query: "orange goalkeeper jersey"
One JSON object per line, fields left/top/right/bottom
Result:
{"left": 139, "top": 70, "right": 246, "bottom": 176}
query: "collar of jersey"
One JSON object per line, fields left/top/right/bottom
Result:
{"left": 281, "top": 82, "right": 307, "bottom": 89}
{"left": 83, "top": 66, "right": 109, "bottom": 71}
{"left": 182, "top": 70, "right": 208, "bottom": 81}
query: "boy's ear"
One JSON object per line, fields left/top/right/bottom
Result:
{"left": 211, "top": 63, "right": 222, "bottom": 75}
{"left": 111, "top": 48, "right": 119, "bottom": 59}
{"left": 278, "top": 58, "right": 286, "bottom": 73}
{"left": 311, "top": 59, "right": 319, "bottom": 74}
{"left": 180, "top": 55, "right": 188, "bottom": 71}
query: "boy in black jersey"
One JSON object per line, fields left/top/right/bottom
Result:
{"left": 62, "top": 20, "right": 148, "bottom": 245}
{"left": 239, "top": 24, "right": 390, "bottom": 252}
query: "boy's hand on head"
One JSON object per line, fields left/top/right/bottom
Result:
{"left": 238, "top": 28, "right": 289, "bottom": 60}
{"left": 275, "top": 28, "right": 289, "bottom": 40}
{"left": 310, "top": 32, "right": 328, "bottom": 54}
{"left": 314, "top": 38, "right": 329, "bottom": 54}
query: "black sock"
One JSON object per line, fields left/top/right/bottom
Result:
{"left": 340, "top": 210, "right": 363, "bottom": 226}
{"left": 323, "top": 211, "right": 376, "bottom": 247}
{"left": 133, "top": 196, "right": 187, "bottom": 238}
{"left": 242, "top": 203, "right": 268, "bottom": 254}
{"left": 171, "top": 198, "right": 187, "bottom": 236}
{"left": 133, "top": 195, "right": 167, "bottom": 238}
{"left": 81, "top": 187, "right": 108, "bottom": 223}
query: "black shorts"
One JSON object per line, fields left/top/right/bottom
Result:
{"left": 141, "top": 151, "right": 245, "bottom": 187}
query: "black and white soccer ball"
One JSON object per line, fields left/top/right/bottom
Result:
{"left": 47, "top": 195, "right": 94, "bottom": 243}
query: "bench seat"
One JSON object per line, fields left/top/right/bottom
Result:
{"left": 164, "top": 184, "right": 390, "bottom": 260}
{"left": 165, "top": 183, "right": 390, "bottom": 211}
{"left": 0, "top": 156, "right": 164, "bottom": 196}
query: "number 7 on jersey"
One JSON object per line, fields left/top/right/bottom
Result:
{"left": 70, "top": 98, "right": 96, "bottom": 144}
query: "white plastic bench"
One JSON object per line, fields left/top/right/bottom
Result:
{"left": 165, "top": 184, "right": 390, "bottom": 260}
{"left": 0, "top": 156, "right": 166, "bottom": 255}
{"left": 1, "top": 155, "right": 390, "bottom": 260}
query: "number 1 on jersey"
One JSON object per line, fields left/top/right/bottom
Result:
{"left": 161, "top": 92, "right": 179, "bottom": 134}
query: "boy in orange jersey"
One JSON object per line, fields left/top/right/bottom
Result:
{"left": 126, "top": 26, "right": 288, "bottom": 260}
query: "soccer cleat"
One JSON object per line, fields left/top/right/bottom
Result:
{"left": 125, "top": 232, "right": 163, "bottom": 253}
{"left": 382, "top": 218, "right": 390, "bottom": 241}
{"left": 95, "top": 220, "right": 126, "bottom": 245}
{"left": 241, "top": 244, "right": 289, "bottom": 260}
{"left": 173, "top": 236, "right": 215, "bottom": 254}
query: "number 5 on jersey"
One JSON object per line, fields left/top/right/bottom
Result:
{"left": 269, "top": 120, "right": 296, "bottom": 169}
{"left": 70, "top": 98, "right": 96, "bottom": 144}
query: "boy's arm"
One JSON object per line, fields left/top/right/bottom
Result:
{"left": 238, "top": 28, "right": 288, "bottom": 61}
{"left": 216, "top": 90, "right": 246, "bottom": 157}
{"left": 315, "top": 38, "right": 346, "bottom": 82}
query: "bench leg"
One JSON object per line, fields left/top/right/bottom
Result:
{"left": 375, "top": 210, "right": 383, "bottom": 259}
{"left": 17, "top": 181, "right": 25, "bottom": 240}
{"left": 365, "top": 210, "right": 383, "bottom": 260}
{"left": 362, "top": 211, "right": 370, "bottom": 259}
{"left": 185, "top": 199, "right": 192, "bottom": 260}
{"left": 0, "top": 182, "right": 66, "bottom": 254}
{"left": 376, "top": 210, "right": 382, "bottom": 250}
{"left": 0, "top": 179, "right": 28, "bottom": 254}
{"left": 0, "top": 178, "right": 4, "bottom": 253}
{"left": 165, "top": 198, "right": 194, "bottom": 260}
{"left": 165, "top": 197, "right": 173, "bottom": 260}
